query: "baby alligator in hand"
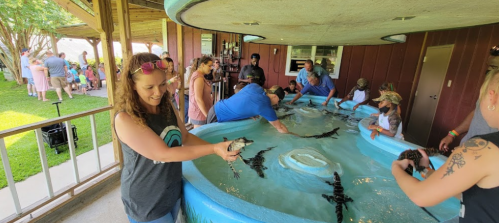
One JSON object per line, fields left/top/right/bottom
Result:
{"left": 223, "top": 137, "right": 254, "bottom": 179}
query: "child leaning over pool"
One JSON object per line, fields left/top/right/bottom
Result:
{"left": 368, "top": 91, "right": 403, "bottom": 140}
{"left": 284, "top": 80, "right": 299, "bottom": 95}
{"left": 371, "top": 82, "right": 402, "bottom": 117}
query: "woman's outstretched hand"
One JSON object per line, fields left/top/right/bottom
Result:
{"left": 213, "top": 141, "right": 239, "bottom": 162}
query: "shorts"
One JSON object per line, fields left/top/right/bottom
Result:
{"left": 51, "top": 77, "right": 67, "bottom": 88}
{"left": 27, "top": 78, "right": 35, "bottom": 85}
{"left": 190, "top": 119, "right": 207, "bottom": 125}
{"left": 81, "top": 84, "right": 87, "bottom": 88}
{"left": 127, "top": 198, "right": 182, "bottom": 223}
{"left": 75, "top": 78, "right": 81, "bottom": 83}
{"left": 67, "top": 77, "right": 74, "bottom": 83}
{"left": 206, "top": 106, "right": 218, "bottom": 124}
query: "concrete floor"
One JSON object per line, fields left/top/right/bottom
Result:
{"left": 0, "top": 143, "right": 128, "bottom": 223}
{"left": 55, "top": 178, "right": 128, "bottom": 223}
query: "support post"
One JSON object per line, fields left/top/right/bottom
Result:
{"left": 162, "top": 19, "right": 168, "bottom": 52}
{"left": 117, "top": 0, "right": 133, "bottom": 65}
{"left": 94, "top": 0, "right": 122, "bottom": 167}
{"left": 145, "top": 43, "right": 152, "bottom": 53}
{"left": 177, "top": 24, "right": 185, "bottom": 122}
{"left": 49, "top": 33, "right": 59, "bottom": 55}
{"left": 86, "top": 38, "right": 102, "bottom": 84}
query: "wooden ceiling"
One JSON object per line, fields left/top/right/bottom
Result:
{"left": 56, "top": 0, "right": 169, "bottom": 44}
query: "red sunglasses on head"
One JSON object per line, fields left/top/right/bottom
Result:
{"left": 132, "top": 60, "right": 168, "bottom": 74}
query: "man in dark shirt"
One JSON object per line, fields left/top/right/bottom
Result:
{"left": 238, "top": 53, "right": 265, "bottom": 86}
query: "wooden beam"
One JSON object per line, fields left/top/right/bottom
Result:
{"left": 177, "top": 24, "right": 185, "bottom": 123}
{"left": 117, "top": 0, "right": 133, "bottom": 65}
{"left": 85, "top": 38, "right": 101, "bottom": 68}
{"left": 128, "top": 0, "right": 164, "bottom": 10}
{"left": 162, "top": 19, "right": 168, "bottom": 52}
{"left": 52, "top": 0, "right": 98, "bottom": 31}
{"left": 49, "top": 33, "right": 59, "bottom": 55}
{"left": 93, "top": 0, "right": 122, "bottom": 167}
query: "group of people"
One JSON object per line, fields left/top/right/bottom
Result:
{"left": 20, "top": 49, "right": 109, "bottom": 101}
{"left": 21, "top": 48, "right": 74, "bottom": 101}
{"left": 112, "top": 42, "right": 498, "bottom": 222}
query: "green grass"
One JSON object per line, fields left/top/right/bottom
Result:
{"left": 0, "top": 77, "right": 112, "bottom": 188}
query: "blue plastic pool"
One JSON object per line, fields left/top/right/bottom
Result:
{"left": 184, "top": 95, "right": 459, "bottom": 223}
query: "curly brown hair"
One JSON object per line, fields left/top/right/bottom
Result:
{"left": 114, "top": 53, "right": 172, "bottom": 126}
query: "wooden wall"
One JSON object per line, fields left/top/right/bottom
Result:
{"left": 425, "top": 24, "right": 499, "bottom": 148}
{"left": 165, "top": 21, "right": 498, "bottom": 148}
{"left": 166, "top": 22, "right": 291, "bottom": 94}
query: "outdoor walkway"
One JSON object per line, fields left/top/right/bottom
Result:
{"left": 71, "top": 81, "right": 109, "bottom": 98}
{"left": 0, "top": 143, "right": 128, "bottom": 222}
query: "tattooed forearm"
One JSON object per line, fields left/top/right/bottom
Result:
{"left": 442, "top": 152, "right": 466, "bottom": 179}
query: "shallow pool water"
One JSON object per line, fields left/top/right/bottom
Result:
{"left": 192, "top": 101, "right": 459, "bottom": 223}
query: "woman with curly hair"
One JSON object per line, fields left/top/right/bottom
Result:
{"left": 114, "top": 53, "right": 239, "bottom": 223}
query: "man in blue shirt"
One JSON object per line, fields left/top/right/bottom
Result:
{"left": 287, "top": 72, "right": 337, "bottom": 106}
{"left": 44, "top": 51, "right": 73, "bottom": 100}
{"left": 206, "top": 84, "right": 291, "bottom": 134}
{"left": 295, "top": 59, "right": 329, "bottom": 91}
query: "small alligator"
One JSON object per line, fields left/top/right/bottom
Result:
{"left": 301, "top": 127, "right": 340, "bottom": 139}
{"left": 307, "top": 99, "right": 317, "bottom": 108}
{"left": 223, "top": 137, "right": 254, "bottom": 179}
{"left": 397, "top": 147, "right": 441, "bottom": 222}
{"left": 322, "top": 172, "right": 353, "bottom": 223}
{"left": 397, "top": 147, "right": 440, "bottom": 175}
{"left": 274, "top": 104, "right": 293, "bottom": 112}
{"left": 241, "top": 147, "right": 275, "bottom": 178}
{"left": 277, "top": 113, "right": 294, "bottom": 120}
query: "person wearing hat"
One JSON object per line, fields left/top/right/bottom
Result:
{"left": 368, "top": 91, "right": 403, "bottom": 140}
{"left": 206, "top": 84, "right": 291, "bottom": 134}
{"left": 238, "top": 53, "right": 265, "bottom": 86}
{"left": 286, "top": 71, "right": 337, "bottom": 106}
{"left": 335, "top": 78, "right": 370, "bottom": 111}
{"left": 20, "top": 48, "right": 37, "bottom": 97}
{"left": 295, "top": 59, "right": 329, "bottom": 91}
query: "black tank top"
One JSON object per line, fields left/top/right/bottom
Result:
{"left": 460, "top": 132, "right": 499, "bottom": 223}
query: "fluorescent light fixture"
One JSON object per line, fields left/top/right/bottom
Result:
{"left": 381, "top": 34, "right": 407, "bottom": 43}
{"left": 243, "top": 35, "right": 264, "bottom": 42}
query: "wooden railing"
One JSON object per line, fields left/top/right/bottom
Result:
{"left": 0, "top": 106, "right": 120, "bottom": 223}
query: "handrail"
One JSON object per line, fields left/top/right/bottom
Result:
{"left": 0, "top": 106, "right": 113, "bottom": 138}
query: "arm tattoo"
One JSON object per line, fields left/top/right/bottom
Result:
{"left": 441, "top": 138, "right": 490, "bottom": 179}
{"left": 442, "top": 152, "right": 466, "bottom": 178}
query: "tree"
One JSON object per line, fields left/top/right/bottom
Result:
{"left": 0, "top": 0, "right": 78, "bottom": 84}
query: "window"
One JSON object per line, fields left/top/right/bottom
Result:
{"left": 285, "top": 45, "right": 343, "bottom": 79}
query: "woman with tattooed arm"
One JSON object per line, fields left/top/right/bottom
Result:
{"left": 392, "top": 69, "right": 499, "bottom": 222}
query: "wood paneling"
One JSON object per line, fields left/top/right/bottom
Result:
{"left": 166, "top": 21, "right": 498, "bottom": 148}
{"left": 426, "top": 24, "right": 499, "bottom": 148}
